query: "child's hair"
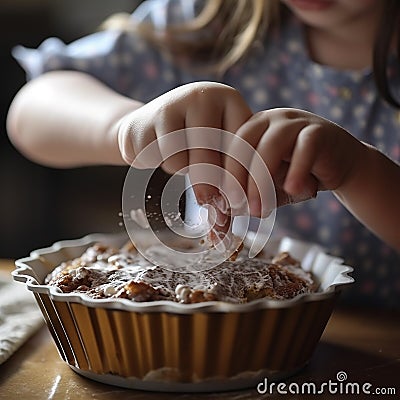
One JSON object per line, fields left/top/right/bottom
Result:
{"left": 373, "top": 0, "right": 400, "bottom": 108}
{"left": 102, "top": 0, "right": 400, "bottom": 108}
{"left": 101, "top": 0, "right": 280, "bottom": 73}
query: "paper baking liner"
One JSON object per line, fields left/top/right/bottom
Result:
{"left": 13, "top": 233, "right": 353, "bottom": 392}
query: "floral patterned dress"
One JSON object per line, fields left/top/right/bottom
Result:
{"left": 13, "top": 0, "right": 400, "bottom": 307}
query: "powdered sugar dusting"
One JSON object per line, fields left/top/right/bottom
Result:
{"left": 45, "top": 243, "right": 315, "bottom": 303}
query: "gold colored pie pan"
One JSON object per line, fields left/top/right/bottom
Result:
{"left": 13, "top": 233, "right": 353, "bottom": 392}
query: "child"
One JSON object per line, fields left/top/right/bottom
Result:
{"left": 6, "top": 0, "right": 400, "bottom": 307}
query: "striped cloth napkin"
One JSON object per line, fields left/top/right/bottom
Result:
{"left": 0, "top": 271, "right": 43, "bottom": 364}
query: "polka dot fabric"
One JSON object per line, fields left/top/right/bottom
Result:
{"left": 12, "top": 0, "right": 400, "bottom": 307}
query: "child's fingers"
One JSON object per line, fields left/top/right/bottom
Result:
{"left": 153, "top": 109, "right": 188, "bottom": 174}
{"left": 118, "top": 111, "right": 163, "bottom": 167}
{"left": 283, "top": 124, "right": 321, "bottom": 197}
{"left": 222, "top": 114, "right": 268, "bottom": 212}
{"left": 184, "top": 100, "right": 225, "bottom": 205}
{"left": 246, "top": 160, "right": 286, "bottom": 217}
{"left": 246, "top": 122, "right": 321, "bottom": 213}
{"left": 185, "top": 84, "right": 252, "bottom": 221}
{"left": 247, "top": 160, "right": 318, "bottom": 212}
{"left": 244, "top": 118, "right": 306, "bottom": 216}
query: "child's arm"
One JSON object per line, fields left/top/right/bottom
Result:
{"left": 7, "top": 70, "right": 141, "bottom": 167}
{"left": 333, "top": 143, "right": 400, "bottom": 251}
{"left": 7, "top": 74, "right": 253, "bottom": 210}
{"left": 7, "top": 73, "right": 252, "bottom": 172}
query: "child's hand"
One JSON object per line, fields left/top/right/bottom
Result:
{"left": 117, "top": 81, "right": 252, "bottom": 168}
{"left": 117, "top": 81, "right": 252, "bottom": 206}
{"left": 223, "top": 108, "right": 366, "bottom": 216}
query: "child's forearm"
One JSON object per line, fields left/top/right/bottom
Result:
{"left": 7, "top": 70, "right": 142, "bottom": 167}
{"left": 334, "top": 143, "right": 400, "bottom": 251}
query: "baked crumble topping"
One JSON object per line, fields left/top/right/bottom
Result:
{"left": 45, "top": 243, "right": 316, "bottom": 303}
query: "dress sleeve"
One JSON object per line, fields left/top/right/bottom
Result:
{"left": 12, "top": 28, "right": 165, "bottom": 100}
{"left": 12, "top": 30, "right": 126, "bottom": 81}
{"left": 11, "top": 0, "right": 207, "bottom": 101}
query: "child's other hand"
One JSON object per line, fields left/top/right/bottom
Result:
{"left": 224, "top": 108, "right": 366, "bottom": 216}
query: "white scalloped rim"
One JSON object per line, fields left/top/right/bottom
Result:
{"left": 12, "top": 233, "right": 354, "bottom": 314}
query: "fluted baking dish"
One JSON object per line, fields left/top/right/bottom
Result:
{"left": 12, "top": 233, "right": 353, "bottom": 392}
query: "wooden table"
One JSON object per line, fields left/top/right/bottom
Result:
{"left": 1, "top": 259, "right": 399, "bottom": 399}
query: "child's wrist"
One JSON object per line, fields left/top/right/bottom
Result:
{"left": 334, "top": 141, "right": 376, "bottom": 200}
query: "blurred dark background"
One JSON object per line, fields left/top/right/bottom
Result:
{"left": 0, "top": 0, "right": 142, "bottom": 258}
